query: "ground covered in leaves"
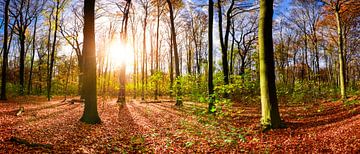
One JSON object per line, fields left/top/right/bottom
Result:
{"left": 0, "top": 96, "right": 359, "bottom": 153}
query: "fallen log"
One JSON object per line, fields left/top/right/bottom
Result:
{"left": 67, "top": 99, "right": 85, "bottom": 104}
{"left": 140, "top": 101, "right": 162, "bottom": 104}
{"left": 140, "top": 100, "right": 176, "bottom": 104}
{"left": 16, "top": 107, "right": 24, "bottom": 116}
{"left": 162, "top": 100, "right": 176, "bottom": 103}
{"left": 10, "top": 137, "right": 52, "bottom": 149}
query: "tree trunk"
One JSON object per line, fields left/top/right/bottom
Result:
{"left": 208, "top": 0, "right": 215, "bottom": 113}
{"left": 117, "top": 0, "right": 131, "bottom": 102}
{"left": 217, "top": 0, "right": 234, "bottom": 86}
{"left": 259, "top": 0, "right": 282, "bottom": 130}
{"left": 64, "top": 51, "right": 73, "bottom": 100}
{"left": 117, "top": 63, "right": 126, "bottom": 103}
{"left": 19, "top": 32, "right": 26, "bottom": 96}
{"left": 133, "top": 31, "right": 137, "bottom": 99}
{"left": 80, "top": 0, "right": 101, "bottom": 124}
{"left": 47, "top": 0, "right": 60, "bottom": 101}
{"left": 229, "top": 19, "right": 235, "bottom": 78}
{"left": 166, "top": 0, "right": 182, "bottom": 106}
{"left": 335, "top": 10, "right": 346, "bottom": 100}
{"left": 28, "top": 16, "right": 38, "bottom": 95}
{"left": 141, "top": 5, "right": 148, "bottom": 101}
{"left": 1, "top": 0, "right": 10, "bottom": 100}
{"left": 169, "top": 35, "right": 174, "bottom": 97}
{"left": 155, "top": 0, "right": 160, "bottom": 100}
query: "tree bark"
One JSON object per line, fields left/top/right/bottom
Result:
{"left": 80, "top": 0, "right": 101, "bottom": 124}
{"left": 208, "top": 0, "right": 215, "bottom": 113}
{"left": 155, "top": 0, "right": 161, "bottom": 100}
{"left": 47, "top": 0, "right": 61, "bottom": 101}
{"left": 19, "top": 32, "right": 26, "bottom": 96}
{"left": 28, "top": 16, "right": 38, "bottom": 95}
{"left": 259, "top": 0, "right": 281, "bottom": 129}
{"left": 1, "top": 0, "right": 10, "bottom": 100}
{"left": 166, "top": 0, "right": 182, "bottom": 106}
{"left": 217, "top": 0, "right": 234, "bottom": 85}
{"left": 335, "top": 10, "right": 346, "bottom": 100}
{"left": 141, "top": 2, "right": 148, "bottom": 101}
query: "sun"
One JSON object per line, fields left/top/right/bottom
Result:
{"left": 108, "top": 40, "right": 134, "bottom": 69}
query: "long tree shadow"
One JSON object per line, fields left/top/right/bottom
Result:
{"left": 0, "top": 101, "right": 68, "bottom": 116}
{"left": 1, "top": 103, "right": 81, "bottom": 131}
{"left": 286, "top": 105, "right": 360, "bottom": 130}
{"left": 116, "top": 102, "right": 149, "bottom": 152}
{"left": 148, "top": 103, "right": 184, "bottom": 117}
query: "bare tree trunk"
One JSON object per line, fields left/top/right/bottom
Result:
{"left": 335, "top": 10, "right": 346, "bottom": 99}
{"left": 117, "top": 0, "right": 131, "bottom": 103}
{"left": 166, "top": 0, "right": 182, "bottom": 106}
{"left": 141, "top": 2, "right": 148, "bottom": 101}
{"left": 169, "top": 35, "right": 174, "bottom": 97}
{"left": 80, "top": 0, "right": 101, "bottom": 124}
{"left": 28, "top": 16, "right": 38, "bottom": 95}
{"left": 47, "top": 0, "right": 61, "bottom": 101}
{"left": 1, "top": 0, "right": 10, "bottom": 100}
{"left": 208, "top": 0, "right": 215, "bottom": 113}
{"left": 64, "top": 51, "right": 73, "bottom": 100}
{"left": 259, "top": 0, "right": 282, "bottom": 130}
{"left": 155, "top": 0, "right": 161, "bottom": 100}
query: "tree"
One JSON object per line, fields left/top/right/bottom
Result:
{"left": 47, "top": 0, "right": 65, "bottom": 101}
{"left": 208, "top": 0, "right": 215, "bottom": 113}
{"left": 10, "top": 0, "right": 42, "bottom": 95}
{"left": 154, "top": 0, "right": 164, "bottom": 100}
{"left": 1, "top": 0, "right": 10, "bottom": 100}
{"left": 59, "top": 1, "right": 85, "bottom": 99}
{"left": 217, "top": 0, "right": 234, "bottom": 85}
{"left": 258, "top": 0, "right": 282, "bottom": 130}
{"left": 166, "top": 0, "right": 182, "bottom": 106}
{"left": 139, "top": 0, "right": 150, "bottom": 101}
{"left": 321, "top": 0, "right": 360, "bottom": 100}
{"left": 117, "top": 0, "right": 132, "bottom": 103}
{"left": 27, "top": 15, "right": 39, "bottom": 95}
{"left": 80, "top": 0, "right": 101, "bottom": 124}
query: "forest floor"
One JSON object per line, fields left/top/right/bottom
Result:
{"left": 0, "top": 95, "right": 359, "bottom": 153}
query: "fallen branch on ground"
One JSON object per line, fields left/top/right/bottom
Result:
{"left": 140, "top": 100, "right": 175, "bottom": 103}
{"left": 16, "top": 107, "right": 24, "bottom": 116}
{"left": 67, "top": 99, "right": 85, "bottom": 104}
{"left": 10, "top": 137, "right": 52, "bottom": 149}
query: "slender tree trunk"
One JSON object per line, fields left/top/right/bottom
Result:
{"left": 47, "top": 8, "right": 54, "bottom": 97}
{"left": 166, "top": 0, "right": 182, "bottom": 106}
{"left": 230, "top": 20, "right": 235, "bottom": 78}
{"left": 19, "top": 32, "right": 26, "bottom": 96}
{"left": 259, "top": 0, "right": 281, "bottom": 130}
{"left": 47, "top": 0, "right": 61, "bottom": 101}
{"left": 155, "top": 0, "right": 160, "bottom": 100}
{"left": 141, "top": 6, "right": 148, "bottom": 101}
{"left": 64, "top": 51, "right": 73, "bottom": 100}
{"left": 169, "top": 35, "right": 174, "bottom": 97}
{"left": 80, "top": 0, "right": 101, "bottom": 124}
{"left": 133, "top": 32, "right": 137, "bottom": 99}
{"left": 117, "top": 63, "right": 126, "bottom": 103}
{"left": 117, "top": 0, "right": 131, "bottom": 102}
{"left": 208, "top": 0, "right": 215, "bottom": 113}
{"left": 217, "top": 0, "right": 233, "bottom": 85}
{"left": 1, "top": 0, "right": 10, "bottom": 100}
{"left": 335, "top": 10, "right": 346, "bottom": 99}
{"left": 28, "top": 16, "right": 38, "bottom": 95}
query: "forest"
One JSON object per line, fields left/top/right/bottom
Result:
{"left": 0, "top": 0, "right": 359, "bottom": 152}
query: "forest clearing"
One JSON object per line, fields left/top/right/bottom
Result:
{"left": 0, "top": 0, "right": 359, "bottom": 153}
{"left": 0, "top": 95, "right": 359, "bottom": 153}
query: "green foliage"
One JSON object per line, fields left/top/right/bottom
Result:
{"left": 277, "top": 80, "right": 343, "bottom": 105}
{"left": 344, "top": 99, "right": 359, "bottom": 107}
{"left": 173, "top": 75, "right": 207, "bottom": 102}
